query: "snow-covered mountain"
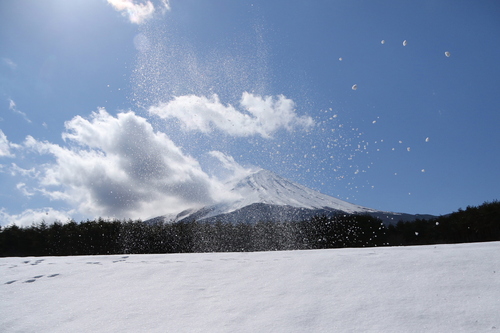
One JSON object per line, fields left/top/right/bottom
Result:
{"left": 148, "top": 169, "right": 434, "bottom": 225}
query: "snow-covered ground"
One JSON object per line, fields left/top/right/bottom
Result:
{"left": 2, "top": 242, "right": 499, "bottom": 332}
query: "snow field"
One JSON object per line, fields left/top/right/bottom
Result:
{"left": 1, "top": 242, "right": 499, "bottom": 332}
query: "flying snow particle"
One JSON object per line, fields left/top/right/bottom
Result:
{"left": 133, "top": 33, "right": 151, "bottom": 53}
{"left": 339, "top": 57, "right": 343, "bottom": 61}
{"left": 425, "top": 137, "right": 430, "bottom": 142}
{"left": 403, "top": 40, "right": 408, "bottom": 46}
{"left": 445, "top": 51, "right": 451, "bottom": 57}
{"left": 415, "top": 231, "right": 419, "bottom": 236}
{"left": 407, "top": 147, "right": 411, "bottom": 152}
{"left": 421, "top": 169, "right": 425, "bottom": 172}
{"left": 381, "top": 40, "right": 385, "bottom": 44}
{"left": 372, "top": 120, "right": 377, "bottom": 124}
{"left": 352, "top": 84, "right": 358, "bottom": 90}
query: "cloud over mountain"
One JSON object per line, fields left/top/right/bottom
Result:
{"left": 1, "top": 91, "right": 310, "bottom": 225}
{"left": 22, "top": 108, "right": 230, "bottom": 220}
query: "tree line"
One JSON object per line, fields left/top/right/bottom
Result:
{"left": 0, "top": 201, "right": 498, "bottom": 257}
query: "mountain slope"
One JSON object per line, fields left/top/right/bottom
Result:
{"left": 149, "top": 169, "right": 434, "bottom": 224}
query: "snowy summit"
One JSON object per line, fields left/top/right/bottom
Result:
{"left": 150, "top": 169, "right": 433, "bottom": 225}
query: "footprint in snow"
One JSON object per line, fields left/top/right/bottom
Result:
{"left": 5, "top": 280, "right": 17, "bottom": 285}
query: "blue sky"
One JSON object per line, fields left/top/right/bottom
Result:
{"left": 1, "top": 0, "right": 499, "bottom": 226}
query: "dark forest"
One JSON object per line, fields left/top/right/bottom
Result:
{"left": 1, "top": 201, "right": 499, "bottom": 257}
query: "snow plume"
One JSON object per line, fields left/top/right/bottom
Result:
{"left": 107, "top": 0, "right": 170, "bottom": 24}
{"left": 149, "top": 92, "right": 314, "bottom": 138}
{"left": 22, "top": 108, "right": 230, "bottom": 220}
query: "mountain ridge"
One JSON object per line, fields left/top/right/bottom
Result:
{"left": 147, "top": 169, "right": 435, "bottom": 225}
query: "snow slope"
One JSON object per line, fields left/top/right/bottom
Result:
{"left": 2, "top": 242, "right": 500, "bottom": 332}
{"left": 225, "top": 169, "right": 375, "bottom": 213}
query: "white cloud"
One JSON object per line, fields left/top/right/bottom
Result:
{"left": 149, "top": 92, "right": 314, "bottom": 138}
{"left": 23, "top": 108, "right": 231, "bottom": 219}
{"left": 0, "top": 129, "right": 19, "bottom": 157}
{"left": 107, "top": 0, "right": 170, "bottom": 24}
{"left": 9, "top": 163, "right": 38, "bottom": 177}
{"left": 2, "top": 58, "right": 17, "bottom": 70}
{"left": 159, "top": 0, "right": 171, "bottom": 13}
{"left": 16, "top": 182, "right": 35, "bottom": 197}
{"left": 0, "top": 207, "right": 72, "bottom": 227}
{"left": 8, "top": 99, "right": 31, "bottom": 123}
{"left": 0, "top": 130, "right": 13, "bottom": 157}
{"left": 208, "top": 150, "right": 259, "bottom": 183}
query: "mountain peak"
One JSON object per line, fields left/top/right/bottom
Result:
{"left": 228, "top": 168, "right": 375, "bottom": 213}
{"left": 149, "top": 169, "right": 434, "bottom": 225}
